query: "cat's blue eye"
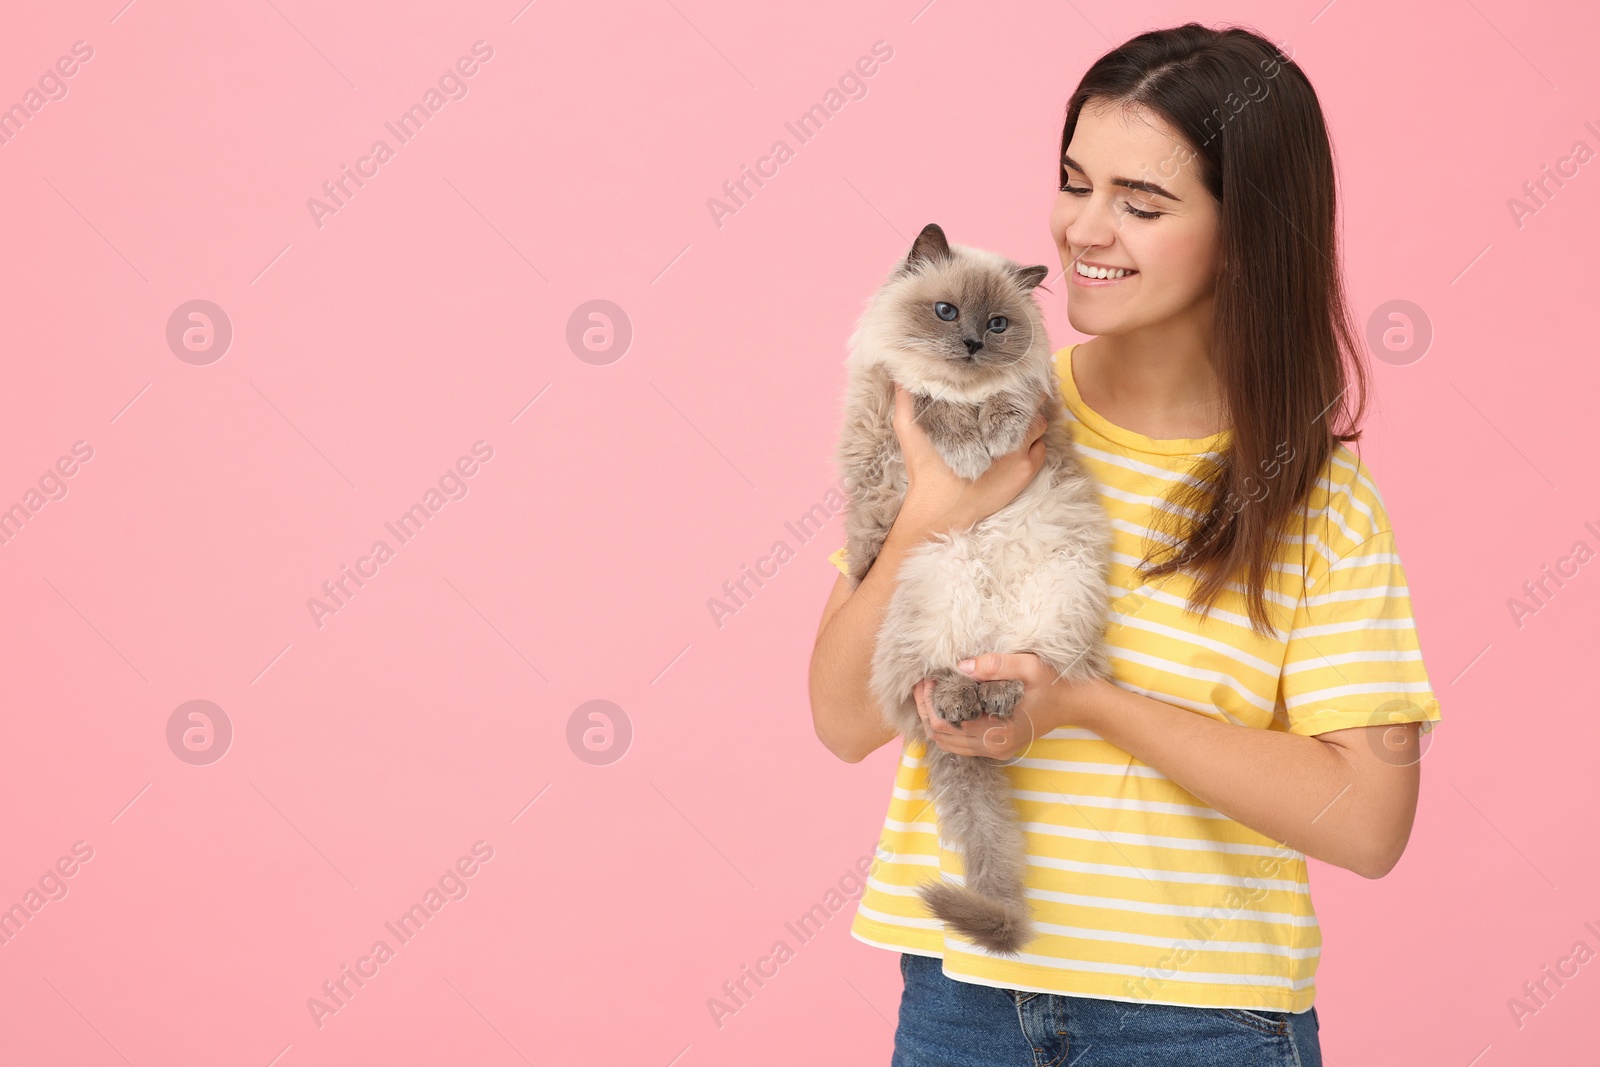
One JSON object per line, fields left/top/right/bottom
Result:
{"left": 988, "top": 316, "right": 1008, "bottom": 333}
{"left": 934, "top": 302, "right": 958, "bottom": 321}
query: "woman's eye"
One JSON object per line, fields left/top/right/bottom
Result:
{"left": 1062, "top": 177, "right": 1164, "bottom": 219}
{"left": 934, "top": 302, "right": 958, "bottom": 321}
{"left": 988, "top": 316, "right": 1008, "bottom": 333}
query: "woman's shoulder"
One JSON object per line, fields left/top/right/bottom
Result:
{"left": 1291, "top": 442, "right": 1394, "bottom": 565}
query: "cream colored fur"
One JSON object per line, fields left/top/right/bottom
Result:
{"left": 834, "top": 223, "right": 1112, "bottom": 956}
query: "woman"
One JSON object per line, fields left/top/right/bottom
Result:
{"left": 808, "top": 22, "right": 1441, "bottom": 1066}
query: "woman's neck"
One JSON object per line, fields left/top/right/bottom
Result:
{"left": 1076, "top": 330, "right": 1229, "bottom": 440}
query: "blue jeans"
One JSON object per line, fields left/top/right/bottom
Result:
{"left": 892, "top": 953, "right": 1321, "bottom": 1067}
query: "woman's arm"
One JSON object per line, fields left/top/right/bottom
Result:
{"left": 808, "top": 522, "right": 934, "bottom": 763}
{"left": 1075, "top": 680, "right": 1421, "bottom": 879}
{"left": 922, "top": 655, "right": 1423, "bottom": 878}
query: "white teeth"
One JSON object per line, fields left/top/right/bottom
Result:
{"left": 1076, "top": 263, "right": 1134, "bottom": 279}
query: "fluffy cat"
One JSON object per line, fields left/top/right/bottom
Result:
{"left": 834, "top": 223, "right": 1112, "bottom": 956}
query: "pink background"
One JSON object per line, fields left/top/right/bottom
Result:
{"left": 0, "top": 0, "right": 1595, "bottom": 1063}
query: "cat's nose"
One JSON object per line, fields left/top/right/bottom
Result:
{"left": 963, "top": 338, "right": 983, "bottom": 355}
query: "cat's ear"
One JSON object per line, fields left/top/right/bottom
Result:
{"left": 1012, "top": 264, "right": 1050, "bottom": 292}
{"left": 900, "top": 223, "right": 950, "bottom": 274}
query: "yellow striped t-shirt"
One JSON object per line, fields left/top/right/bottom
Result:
{"left": 827, "top": 342, "right": 1442, "bottom": 1013}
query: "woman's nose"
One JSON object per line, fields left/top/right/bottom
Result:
{"left": 1063, "top": 209, "right": 1119, "bottom": 253}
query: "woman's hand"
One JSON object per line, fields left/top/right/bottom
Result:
{"left": 892, "top": 383, "right": 1048, "bottom": 538}
{"left": 913, "top": 653, "right": 1110, "bottom": 760}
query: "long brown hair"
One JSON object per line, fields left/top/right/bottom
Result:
{"left": 1060, "top": 22, "right": 1370, "bottom": 635}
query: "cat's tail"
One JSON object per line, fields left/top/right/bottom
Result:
{"left": 917, "top": 748, "right": 1033, "bottom": 957}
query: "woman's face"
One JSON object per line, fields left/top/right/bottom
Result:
{"left": 1050, "top": 100, "right": 1221, "bottom": 339}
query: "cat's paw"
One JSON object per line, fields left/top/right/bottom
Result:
{"left": 937, "top": 443, "right": 993, "bottom": 481}
{"left": 978, "top": 398, "right": 1034, "bottom": 457}
{"left": 976, "top": 678, "right": 1024, "bottom": 719}
{"left": 928, "top": 671, "right": 983, "bottom": 725}
{"left": 927, "top": 672, "right": 1023, "bottom": 727}
{"left": 917, "top": 398, "right": 992, "bottom": 480}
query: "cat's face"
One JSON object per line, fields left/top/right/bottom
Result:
{"left": 868, "top": 224, "right": 1050, "bottom": 393}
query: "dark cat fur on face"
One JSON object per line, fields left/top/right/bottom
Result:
{"left": 834, "top": 223, "right": 1113, "bottom": 956}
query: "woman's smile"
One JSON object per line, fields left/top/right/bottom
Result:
{"left": 1070, "top": 258, "right": 1140, "bottom": 287}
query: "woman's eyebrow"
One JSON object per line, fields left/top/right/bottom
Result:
{"left": 1060, "top": 153, "right": 1183, "bottom": 202}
